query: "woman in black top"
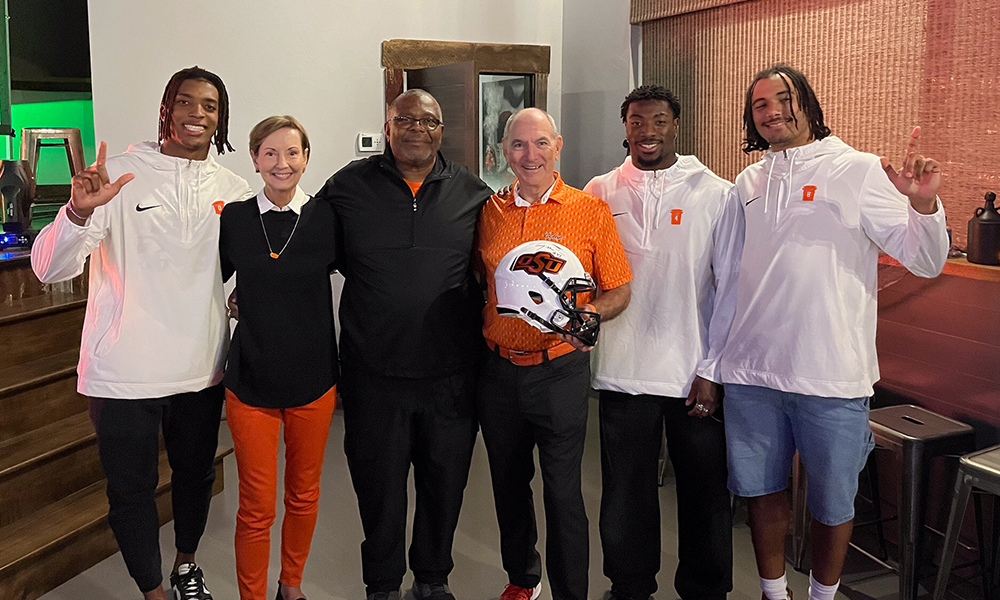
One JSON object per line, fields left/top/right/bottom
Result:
{"left": 219, "top": 116, "right": 338, "bottom": 600}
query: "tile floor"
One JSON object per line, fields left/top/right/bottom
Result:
{"left": 40, "top": 398, "right": 958, "bottom": 600}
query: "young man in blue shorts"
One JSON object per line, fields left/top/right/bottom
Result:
{"left": 712, "top": 64, "right": 948, "bottom": 600}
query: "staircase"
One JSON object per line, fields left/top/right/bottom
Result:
{"left": 0, "top": 258, "right": 230, "bottom": 600}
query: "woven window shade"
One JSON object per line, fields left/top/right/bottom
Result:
{"left": 630, "top": 0, "right": 754, "bottom": 24}
{"left": 641, "top": 0, "right": 1000, "bottom": 247}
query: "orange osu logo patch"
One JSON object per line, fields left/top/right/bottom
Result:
{"left": 670, "top": 209, "right": 683, "bottom": 225}
{"left": 213, "top": 201, "right": 225, "bottom": 214}
{"left": 512, "top": 251, "right": 566, "bottom": 276}
{"left": 802, "top": 185, "right": 817, "bottom": 202}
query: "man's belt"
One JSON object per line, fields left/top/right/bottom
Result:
{"left": 486, "top": 340, "right": 576, "bottom": 367}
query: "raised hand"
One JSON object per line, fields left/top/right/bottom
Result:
{"left": 879, "top": 126, "right": 940, "bottom": 214}
{"left": 69, "top": 141, "right": 135, "bottom": 219}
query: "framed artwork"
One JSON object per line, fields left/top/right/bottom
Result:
{"left": 479, "top": 74, "right": 532, "bottom": 191}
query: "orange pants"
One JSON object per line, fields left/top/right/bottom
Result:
{"left": 226, "top": 387, "right": 336, "bottom": 600}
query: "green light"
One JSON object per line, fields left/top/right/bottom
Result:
{"left": 7, "top": 99, "right": 96, "bottom": 184}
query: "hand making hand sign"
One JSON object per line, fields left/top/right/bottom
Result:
{"left": 66, "top": 141, "right": 135, "bottom": 225}
{"left": 880, "top": 126, "right": 941, "bottom": 215}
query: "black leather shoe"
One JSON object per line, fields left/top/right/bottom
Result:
{"left": 277, "top": 581, "right": 306, "bottom": 600}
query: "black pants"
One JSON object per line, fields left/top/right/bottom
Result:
{"left": 599, "top": 390, "right": 732, "bottom": 600}
{"left": 341, "top": 366, "right": 478, "bottom": 595}
{"left": 477, "top": 348, "right": 591, "bottom": 600}
{"left": 88, "top": 384, "right": 224, "bottom": 593}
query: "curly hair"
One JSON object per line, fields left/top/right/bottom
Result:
{"left": 741, "top": 63, "right": 830, "bottom": 154}
{"left": 158, "top": 66, "right": 235, "bottom": 155}
{"left": 620, "top": 85, "right": 681, "bottom": 122}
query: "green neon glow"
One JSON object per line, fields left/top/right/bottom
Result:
{"left": 6, "top": 99, "right": 96, "bottom": 184}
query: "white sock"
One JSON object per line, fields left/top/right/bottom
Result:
{"left": 760, "top": 574, "right": 788, "bottom": 600}
{"left": 808, "top": 572, "right": 839, "bottom": 600}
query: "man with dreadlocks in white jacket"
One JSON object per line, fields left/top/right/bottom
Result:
{"left": 711, "top": 63, "right": 947, "bottom": 600}
{"left": 32, "top": 66, "right": 253, "bottom": 600}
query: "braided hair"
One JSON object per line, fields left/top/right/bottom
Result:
{"left": 741, "top": 63, "right": 830, "bottom": 154}
{"left": 158, "top": 66, "right": 235, "bottom": 155}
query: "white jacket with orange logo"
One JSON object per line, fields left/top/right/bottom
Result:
{"left": 585, "top": 155, "right": 738, "bottom": 397}
{"left": 31, "top": 142, "right": 253, "bottom": 398}
{"left": 714, "top": 135, "right": 948, "bottom": 398}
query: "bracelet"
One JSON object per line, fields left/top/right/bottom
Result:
{"left": 66, "top": 200, "right": 88, "bottom": 221}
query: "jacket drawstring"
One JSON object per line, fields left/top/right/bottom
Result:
{"left": 652, "top": 171, "right": 667, "bottom": 230}
{"left": 764, "top": 157, "right": 776, "bottom": 215}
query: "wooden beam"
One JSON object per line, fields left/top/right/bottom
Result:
{"left": 382, "top": 39, "right": 549, "bottom": 74}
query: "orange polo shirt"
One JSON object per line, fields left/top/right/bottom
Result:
{"left": 476, "top": 173, "right": 632, "bottom": 352}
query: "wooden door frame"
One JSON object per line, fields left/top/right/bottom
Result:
{"left": 381, "top": 39, "right": 550, "bottom": 115}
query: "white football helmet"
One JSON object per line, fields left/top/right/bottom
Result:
{"left": 494, "top": 240, "right": 600, "bottom": 346}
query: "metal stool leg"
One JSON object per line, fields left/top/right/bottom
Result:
{"left": 975, "top": 493, "right": 990, "bottom": 600}
{"left": 992, "top": 498, "right": 1000, "bottom": 600}
{"left": 792, "top": 452, "right": 809, "bottom": 571}
{"left": 900, "top": 448, "right": 930, "bottom": 600}
{"left": 867, "top": 452, "right": 889, "bottom": 561}
{"left": 933, "top": 472, "right": 974, "bottom": 600}
{"left": 65, "top": 129, "right": 85, "bottom": 175}
{"left": 658, "top": 425, "right": 668, "bottom": 486}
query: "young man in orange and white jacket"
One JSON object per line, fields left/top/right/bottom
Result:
{"left": 586, "top": 85, "right": 738, "bottom": 600}
{"left": 713, "top": 63, "right": 947, "bottom": 600}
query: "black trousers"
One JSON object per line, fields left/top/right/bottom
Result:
{"left": 88, "top": 384, "right": 224, "bottom": 593}
{"left": 599, "top": 390, "right": 732, "bottom": 600}
{"left": 477, "top": 348, "right": 591, "bottom": 600}
{"left": 341, "top": 366, "right": 478, "bottom": 595}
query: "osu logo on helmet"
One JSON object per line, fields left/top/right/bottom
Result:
{"left": 511, "top": 251, "right": 566, "bottom": 276}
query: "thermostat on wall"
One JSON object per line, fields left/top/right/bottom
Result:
{"left": 356, "top": 133, "right": 384, "bottom": 153}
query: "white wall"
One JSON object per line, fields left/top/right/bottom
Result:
{"left": 559, "top": 0, "right": 632, "bottom": 188}
{"left": 86, "top": 0, "right": 564, "bottom": 194}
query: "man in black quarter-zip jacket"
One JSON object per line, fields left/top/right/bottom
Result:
{"left": 314, "top": 89, "right": 492, "bottom": 600}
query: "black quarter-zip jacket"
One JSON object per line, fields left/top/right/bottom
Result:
{"left": 316, "top": 149, "right": 493, "bottom": 378}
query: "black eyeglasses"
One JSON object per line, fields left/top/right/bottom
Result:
{"left": 388, "top": 115, "right": 443, "bottom": 131}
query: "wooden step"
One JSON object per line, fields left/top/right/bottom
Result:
{"left": 0, "top": 412, "right": 102, "bottom": 528}
{"left": 0, "top": 445, "right": 231, "bottom": 600}
{"left": 0, "top": 293, "right": 86, "bottom": 369}
{"left": 0, "top": 349, "right": 83, "bottom": 440}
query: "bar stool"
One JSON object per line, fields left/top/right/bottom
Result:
{"left": 933, "top": 445, "right": 1000, "bottom": 600}
{"left": 790, "top": 405, "right": 975, "bottom": 600}
{"left": 871, "top": 405, "right": 976, "bottom": 600}
{"left": 19, "top": 128, "right": 86, "bottom": 182}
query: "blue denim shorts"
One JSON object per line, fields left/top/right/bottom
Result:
{"left": 723, "top": 383, "right": 875, "bottom": 526}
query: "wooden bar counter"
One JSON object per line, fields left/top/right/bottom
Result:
{"left": 0, "top": 253, "right": 230, "bottom": 600}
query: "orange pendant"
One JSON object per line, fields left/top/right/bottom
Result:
{"left": 269, "top": 252, "right": 279, "bottom": 259}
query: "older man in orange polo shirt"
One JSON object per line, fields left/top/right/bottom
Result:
{"left": 475, "top": 108, "right": 632, "bottom": 600}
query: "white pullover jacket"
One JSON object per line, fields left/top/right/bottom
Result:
{"left": 585, "top": 155, "right": 739, "bottom": 397}
{"left": 32, "top": 142, "right": 253, "bottom": 398}
{"left": 715, "top": 136, "right": 948, "bottom": 398}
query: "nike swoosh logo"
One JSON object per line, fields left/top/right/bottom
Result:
{"left": 612, "top": 212, "right": 627, "bottom": 217}
{"left": 136, "top": 204, "right": 161, "bottom": 212}
{"left": 744, "top": 196, "right": 761, "bottom": 206}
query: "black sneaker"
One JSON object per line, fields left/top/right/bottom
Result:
{"left": 605, "top": 590, "right": 650, "bottom": 600}
{"left": 171, "top": 563, "right": 213, "bottom": 600}
{"left": 366, "top": 591, "right": 400, "bottom": 600}
{"left": 413, "top": 582, "right": 455, "bottom": 600}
